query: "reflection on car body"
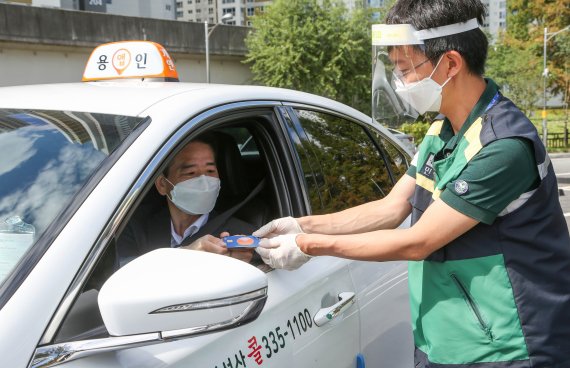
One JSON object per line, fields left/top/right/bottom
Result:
{"left": 0, "top": 41, "right": 414, "bottom": 368}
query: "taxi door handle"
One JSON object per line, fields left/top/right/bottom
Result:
{"left": 313, "top": 292, "right": 356, "bottom": 327}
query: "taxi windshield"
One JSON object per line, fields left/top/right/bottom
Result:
{"left": 0, "top": 109, "right": 145, "bottom": 286}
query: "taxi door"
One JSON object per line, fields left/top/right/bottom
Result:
{"left": 148, "top": 105, "right": 362, "bottom": 368}
{"left": 94, "top": 257, "right": 360, "bottom": 368}
{"left": 147, "top": 257, "right": 360, "bottom": 368}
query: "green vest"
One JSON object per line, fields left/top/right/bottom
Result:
{"left": 409, "top": 94, "right": 570, "bottom": 367}
{"left": 409, "top": 118, "right": 529, "bottom": 365}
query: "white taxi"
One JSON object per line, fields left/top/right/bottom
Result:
{"left": 0, "top": 41, "right": 414, "bottom": 368}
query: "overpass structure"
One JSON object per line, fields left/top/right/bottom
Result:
{"left": 0, "top": 3, "right": 253, "bottom": 86}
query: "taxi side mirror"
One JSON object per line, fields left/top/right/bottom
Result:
{"left": 32, "top": 249, "right": 267, "bottom": 367}
{"left": 98, "top": 248, "right": 268, "bottom": 337}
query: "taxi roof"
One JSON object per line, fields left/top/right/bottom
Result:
{"left": 0, "top": 82, "right": 369, "bottom": 123}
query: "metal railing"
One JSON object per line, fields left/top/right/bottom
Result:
{"left": 547, "top": 132, "right": 568, "bottom": 148}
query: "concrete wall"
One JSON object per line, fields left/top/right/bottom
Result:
{"left": 0, "top": 3, "right": 253, "bottom": 86}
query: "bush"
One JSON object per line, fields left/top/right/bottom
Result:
{"left": 400, "top": 121, "right": 430, "bottom": 145}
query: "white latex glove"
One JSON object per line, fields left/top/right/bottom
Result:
{"left": 253, "top": 216, "right": 303, "bottom": 238}
{"left": 255, "top": 234, "right": 312, "bottom": 271}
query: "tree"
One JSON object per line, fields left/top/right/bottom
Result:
{"left": 244, "top": 0, "right": 375, "bottom": 114}
{"left": 486, "top": 35, "right": 542, "bottom": 115}
{"left": 504, "top": 0, "right": 569, "bottom": 101}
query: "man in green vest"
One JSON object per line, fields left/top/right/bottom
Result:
{"left": 253, "top": 0, "right": 570, "bottom": 366}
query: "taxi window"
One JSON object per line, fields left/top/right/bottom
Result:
{"left": 293, "top": 109, "right": 394, "bottom": 214}
{"left": 0, "top": 109, "right": 145, "bottom": 287}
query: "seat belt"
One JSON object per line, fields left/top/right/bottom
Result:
{"left": 179, "top": 178, "right": 266, "bottom": 246}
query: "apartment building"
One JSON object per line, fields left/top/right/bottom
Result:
{"left": 481, "top": 0, "right": 508, "bottom": 40}
{"left": 176, "top": 0, "right": 270, "bottom": 26}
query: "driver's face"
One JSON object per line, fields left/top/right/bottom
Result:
{"left": 166, "top": 141, "right": 219, "bottom": 186}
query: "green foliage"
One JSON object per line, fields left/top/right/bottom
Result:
{"left": 244, "top": 0, "right": 374, "bottom": 114}
{"left": 501, "top": 0, "right": 569, "bottom": 101}
{"left": 400, "top": 121, "right": 430, "bottom": 145}
{"left": 486, "top": 37, "right": 542, "bottom": 115}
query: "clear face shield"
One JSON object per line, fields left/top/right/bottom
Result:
{"left": 371, "top": 19, "right": 480, "bottom": 124}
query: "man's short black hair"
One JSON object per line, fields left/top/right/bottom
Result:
{"left": 386, "top": 0, "right": 488, "bottom": 76}
{"left": 162, "top": 132, "right": 219, "bottom": 178}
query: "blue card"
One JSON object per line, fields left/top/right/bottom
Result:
{"left": 223, "top": 235, "right": 260, "bottom": 249}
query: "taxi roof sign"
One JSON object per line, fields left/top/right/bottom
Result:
{"left": 82, "top": 41, "right": 179, "bottom": 82}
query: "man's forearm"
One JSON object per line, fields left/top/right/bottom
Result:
{"left": 296, "top": 199, "right": 479, "bottom": 262}
{"left": 297, "top": 175, "right": 415, "bottom": 235}
{"left": 296, "top": 228, "right": 423, "bottom": 261}
{"left": 298, "top": 197, "right": 411, "bottom": 235}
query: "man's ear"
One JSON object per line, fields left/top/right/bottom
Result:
{"left": 445, "top": 51, "right": 463, "bottom": 79}
{"left": 155, "top": 175, "right": 169, "bottom": 196}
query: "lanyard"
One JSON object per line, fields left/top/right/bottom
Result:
{"left": 485, "top": 92, "right": 501, "bottom": 112}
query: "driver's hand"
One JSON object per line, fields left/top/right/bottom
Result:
{"left": 180, "top": 234, "right": 228, "bottom": 255}
{"left": 219, "top": 231, "right": 254, "bottom": 263}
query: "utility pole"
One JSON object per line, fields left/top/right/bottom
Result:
{"left": 205, "top": 13, "right": 234, "bottom": 83}
{"left": 542, "top": 25, "right": 570, "bottom": 148}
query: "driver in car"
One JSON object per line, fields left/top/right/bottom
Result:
{"left": 115, "top": 133, "right": 257, "bottom": 268}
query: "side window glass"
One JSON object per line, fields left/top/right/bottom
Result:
{"left": 294, "top": 109, "right": 393, "bottom": 214}
{"left": 370, "top": 129, "right": 410, "bottom": 180}
{"left": 281, "top": 110, "right": 325, "bottom": 211}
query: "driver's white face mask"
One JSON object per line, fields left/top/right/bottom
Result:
{"left": 165, "top": 175, "right": 221, "bottom": 215}
{"left": 393, "top": 55, "right": 451, "bottom": 114}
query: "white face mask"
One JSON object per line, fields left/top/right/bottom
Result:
{"left": 394, "top": 55, "right": 451, "bottom": 115}
{"left": 165, "top": 175, "right": 221, "bottom": 215}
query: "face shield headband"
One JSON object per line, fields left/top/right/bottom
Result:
{"left": 371, "top": 19, "right": 480, "bottom": 121}
{"left": 372, "top": 18, "right": 480, "bottom": 46}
